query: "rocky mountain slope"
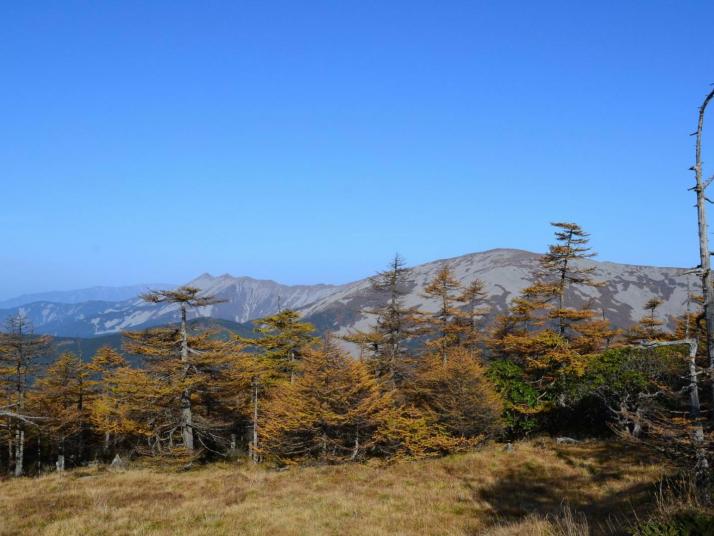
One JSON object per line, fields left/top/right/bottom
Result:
{"left": 303, "top": 248, "right": 696, "bottom": 339}
{"left": 0, "top": 249, "right": 697, "bottom": 338}
{"left": 0, "top": 274, "right": 337, "bottom": 337}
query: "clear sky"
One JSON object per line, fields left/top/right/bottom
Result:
{"left": 2, "top": 1, "right": 714, "bottom": 299}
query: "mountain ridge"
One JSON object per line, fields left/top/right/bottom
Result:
{"left": 0, "top": 283, "right": 177, "bottom": 309}
{"left": 0, "top": 248, "right": 697, "bottom": 338}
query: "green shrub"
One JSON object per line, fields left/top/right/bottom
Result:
{"left": 633, "top": 511, "right": 714, "bottom": 536}
{"left": 487, "top": 359, "right": 540, "bottom": 437}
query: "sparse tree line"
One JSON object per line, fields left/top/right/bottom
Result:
{"left": 0, "top": 222, "right": 711, "bottom": 497}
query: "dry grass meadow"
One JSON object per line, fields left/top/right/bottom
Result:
{"left": 0, "top": 439, "right": 669, "bottom": 536}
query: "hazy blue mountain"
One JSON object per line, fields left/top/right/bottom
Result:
{"left": 0, "top": 283, "right": 176, "bottom": 309}
{"left": 0, "top": 274, "right": 337, "bottom": 337}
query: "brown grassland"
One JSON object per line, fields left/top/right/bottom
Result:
{"left": 0, "top": 439, "right": 668, "bottom": 536}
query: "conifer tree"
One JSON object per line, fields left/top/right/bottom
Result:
{"left": 135, "top": 286, "right": 225, "bottom": 452}
{"left": 409, "top": 347, "right": 503, "bottom": 439}
{"left": 674, "top": 294, "right": 706, "bottom": 348}
{"left": 259, "top": 338, "right": 396, "bottom": 463}
{"left": 32, "top": 353, "right": 92, "bottom": 470}
{"left": 239, "top": 310, "right": 316, "bottom": 383}
{"left": 123, "top": 323, "right": 238, "bottom": 458}
{"left": 86, "top": 347, "right": 128, "bottom": 456}
{"left": 220, "top": 354, "right": 263, "bottom": 462}
{"left": 89, "top": 346, "right": 127, "bottom": 371}
{"left": 489, "top": 223, "right": 614, "bottom": 419}
{"left": 230, "top": 347, "right": 278, "bottom": 463}
{"left": 88, "top": 364, "right": 158, "bottom": 454}
{"left": 690, "top": 87, "right": 714, "bottom": 425}
{"left": 627, "top": 298, "right": 668, "bottom": 342}
{"left": 236, "top": 310, "right": 316, "bottom": 461}
{"left": 494, "top": 222, "right": 613, "bottom": 352}
{"left": 260, "top": 337, "right": 452, "bottom": 462}
{"left": 457, "top": 278, "right": 490, "bottom": 351}
{"left": 342, "top": 330, "right": 383, "bottom": 362}
{"left": 350, "top": 254, "right": 422, "bottom": 389}
{"left": 422, "top": 264, "right": 468, "bottom": 364}
{"left": 0, "top": 315, "right": 51, "bottom": 476}
{"left": 536, "top": 222, "right": 601, "bottom": 337}
{"left": 568, "top": 309, "right": 619, "bottom": 354}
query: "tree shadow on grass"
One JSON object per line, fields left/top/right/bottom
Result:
{"left": 449, "top": 443, "right": 667, "bottom": 535}
{"left": 552, "top": 441, "right": 663, "bottom": 485}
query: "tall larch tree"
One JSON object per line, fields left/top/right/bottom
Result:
{"left": 240, "top": 309, "right": 317, "bottom": 383}
{"left": 409, "top": 347, "right": 503, "bottom": 440}
{"left": 259, "top": 338, "right": 390, "bottom": 463}
{"left": 123, "top": 325, "right": 238, "bottom": 459}
{"left": 501, "top": 222, "right": 612, "bottom": 353}
{"left": 236, "top": 310, "right": 316, "bottom": 462}
{"left": 259, "top": 336, "right": 448, "bottom": 463}
{"left": 537, "top": 222, "right": 602, "bottom": 337}
{"left": 489, "top": 222, "right": 614, "bottom": 419}
{"left": 457, "top": 278, "right": 490, "bottom": 352}
{"left": 351, "top": 254, "right": 422, "bottom": 389}
{"left": 127, "top": 286, "right": 227, "bottom": 454}
{"left": 0, "top": 314, "right": 51, "bottom": 476}
{"left": 89, "top": 364, "right": 159, "bottom": 456}
{"left": 32, "top": 352, "right": 92, "bottom": 470}
{"left": 86, "top": 347, "right": 128, "bottom": 456}
{"left": 421, "top": 264, "right": 468, "bottom": 364}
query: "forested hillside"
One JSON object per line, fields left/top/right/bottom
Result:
{"left": 2, "top": 221, "right": 712, "bottom": 534}
{"left": 5, "top": 1, "right": 713, "bottom": 534}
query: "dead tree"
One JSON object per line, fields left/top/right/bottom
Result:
{"left": 691, "top": 87, "right": 714, "bottom": 417}
{"left": 0, "top": 406, "right": 43, "bottom": 425}
{"left": 1, "top": 405, "right": 44, "bottom": 475}
{"left": 641, "top": 340, "right": 701, "bottom": 419}
{"left": 633, "top": 339, "right": 709, "bottom": 497}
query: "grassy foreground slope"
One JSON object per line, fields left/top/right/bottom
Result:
{"left": 0, "top": 440, "right": 667, "bottom": 536}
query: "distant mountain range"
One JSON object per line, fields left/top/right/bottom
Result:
{"left": 0, "top": 249, "right": 697, "bottom": 340}
{"left": 0, "top": 283, "right": 176, "bottom": 309}
{"left": 50, "top": 318, "right": 255, "bottom": 362}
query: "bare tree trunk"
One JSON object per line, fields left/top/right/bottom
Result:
{"left": 441, "top": 294, "right": 448, "bottom": 365}
{"left": 632, "top": 409, "right": 642, "bottom": 438}
{"left": 557, "top": 232, "right": 573, "bottom": 336}
{"left": 644, "top": 339, "right": 702, "bottom": 418}
{"left": 645, "top": 339, "right": 708, "bottom": 493}
{"left": 687, "top": 339, "right": 709, "bottom": 498}
{"left": 36, "top": 435, "right": 41, "bottom": 475}
{"left": 350, "top": 431, "right": 360, "bottom": 461}
{"left": 140, "top": 287, "right": 225, "bottom": 452}
{"left": 14, "top": 427, "right": 23, "bottom": 477}
{"left": 7, "top": 429, "right": 13, "bottom": 476}
{"left": 290, "top": 350, "right": 295, "bottom": 384}
{"left": 692, "top": 88, "right": 714, "bottom": 418}
{"left": 250, "top": 378, "right": 259, "bottom": 463}
{"left": 689, "top": 340, "right": 702, "bottom": 419}
{"left": 179, "top": 304, "right": 194, "bottom": 450}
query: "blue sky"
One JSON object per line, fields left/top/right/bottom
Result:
{"left": 2, "top": 1, "right": 714, "bottom": 299}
